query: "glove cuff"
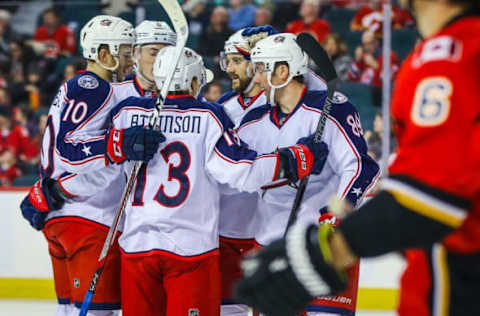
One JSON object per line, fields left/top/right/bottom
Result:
{"left": 44, "top": 178, "right": 69, "bottom": 209}
{"left": 285, "top": 223, "right": 347, "bottom": 297}
{"left": 285, "top": 223, "right": 332, "bottom": 297}
{"left": 106, "top": 128, "right": 126, "bottom": 164}
{"left": 276, "top": 145, "right": 313, "bottom": 183}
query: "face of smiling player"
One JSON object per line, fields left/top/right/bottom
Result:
{"left": 116, "top": 44, "right": 134, "bottom": 81}
{"left": 225, "top": 53, "right": 252, "bottom": 93}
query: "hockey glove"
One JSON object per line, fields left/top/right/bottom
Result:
{"left": 20, "top": 178, "right": 69, "bottom": 230}
{"left": 318, "top": 206, "right": 341, "bottom": 227}
{"left": 235, "top": 223, "right": 347, "bottom": 316}
{"left": 297, "top": 135, "right": 329, "bottom": 175}
{"left": 241, "top": 25, "right": 278, "bottom": 49}
{"left": 106, "top": 126, "right": 165, "bottom": 164}
{"left": 276, "top": 144, "right": 314, "bottom": 183}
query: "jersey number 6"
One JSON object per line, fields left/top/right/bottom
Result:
{"left": 133, "top": 141, "right": 191, "bottom": 207}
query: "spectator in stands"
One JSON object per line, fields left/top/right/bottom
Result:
{"left": 324, "top": 33, "right": 352, "bottom": 81}
{"left": 255, "top": 7, "right": 273, "bottom": 27}
{"left": 350, "top": 0, "right": 414, "bottom": 37}
{"left": 63, "top": 62, "right": 82, "bottom": 83}
{"left": 348, "top": 31, "right": 399, "bottom": 89}
{"left": 183, "top": 0, "right": 211, "bottom": 50}
{"left": 31, "top": 8, "right": 76, "bottom": 59}
{"left": 0, "top": 9, "right": 18, "bottom": 68}
{"left": 198, "top": 6, "right": 233, "bottom": 78}
{"left": 203, "top": 81, "right": 223, "bottom": 102}
{"left": 0, "top": 107, "right": 20, "bottom": 186}
{"left": 228, "top": 0, "right": 257, "bottom": 31}
{"left": 285, "top": 0, "right": 330, "bottom": 43}
{"left": 0, "top": 87, "right": 10, "bottom": 108}
{"left": 364, "top": 112, "right": 383, "bottom": 161}
{"left": 272, "top": 0, "right": 300, "bottom": 32}
{"left": 10, "top": 107, "right": 40, "bottom": 170}
{"left": 10, "top": 63, "right": 42, "bottom": 110}
{"left": 330, "top": 0, "right": 363, "bottom": 8}
{"left": 8, "top": 40, "right": 36, "bottom": 86}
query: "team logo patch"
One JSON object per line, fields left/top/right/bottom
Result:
{"left": 411, "top": 77, "right": 452, "bottom": 127}
{"left": 78, "top": 75, "right": 99, "bottom": 89}
{"left": 274, "top": 35, "right": 285, "bottom": 43}
{"left": 188, "top": 308, "right": 199, "bottom": 316}
{"left": 185, "top": 49, "right": 193, "bottom": 58}
{"left": 100, "top": 19, "right": 112, "bottom": 26}
{"left": 73, "top": 278, "right": 80, "bottom": 288}
{"left": 332, "top": 92, "right": 348, "bottom": 104}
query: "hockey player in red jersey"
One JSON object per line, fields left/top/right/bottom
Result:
{"left": 235, "top": 1, "right": 480, "bottom": 316}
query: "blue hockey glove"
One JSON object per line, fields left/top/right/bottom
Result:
{"left": 106, "top": 126, "right": 165, "bottom": 163}
{"left": 241, "top": 25, "right": 278, "bottom": 49}
{"left": 241, "top": 25, "right": 278, "bottom": 37}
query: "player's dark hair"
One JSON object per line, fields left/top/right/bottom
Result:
{"left": 451, "top": 0, "right": 480, "bottom": 10}
{"left": 273, "top": 61, "right": 304, "bottom": 84}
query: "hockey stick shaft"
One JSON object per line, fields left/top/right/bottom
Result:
{"left": 284, "top": 33, "right": 339, "bottom": 235}
{"left": 79, "top": 1, "right": 188, "bottom": 315}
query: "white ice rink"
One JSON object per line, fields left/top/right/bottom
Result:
{"left": 0, "top": 300, "right": 396, "bottom": 316}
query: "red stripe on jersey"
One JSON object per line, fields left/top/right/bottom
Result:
{"left": 237, "top": 113, "right": 269, "bottom": 132}
{"left": 112, "top": 106, "right": 154, "bottom": 122}
{"left": 56, "top": 148, "right": 104, "bottom": 166}
{"left": 120, "top": 247, "right": 219, "bottom": 261}
{"left": 45, "top": 216, "right": 113, "bottom": 231}
{"left": 57, "top": 173, "right": 78, "bottom": 198}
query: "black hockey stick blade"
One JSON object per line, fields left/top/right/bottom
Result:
{"left": 296, "top": 32, "right": 338, "bottom": 83}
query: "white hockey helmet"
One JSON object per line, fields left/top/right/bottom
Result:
{"left": 220, "top": 29, "right": 257, "bottom": 93}
{"left": 224, "top": 29, "right": 251, "bottom": 58}
{"left": 250, "top": 33, "right": 308, "bottom": 89}
{"left": 134, "top": 20, "right": 176, "bottom": 47}
{"left": 153, "top": 46, "right": 214, "bottom": 94}
{"left": 80, "top": 15, "right": 134, "bottom": 64}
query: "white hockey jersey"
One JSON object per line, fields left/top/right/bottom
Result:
{"left": 237, "top": 88, "right": 380, "bottom": 246}
{"left": 45, "top": 74, "right": 153, "bottom": 227}
{"left": 216, "top": 89, "right": 267, "bottom": 239}
{"left": 85, "top": 95, "right": 278, "bottom": 256}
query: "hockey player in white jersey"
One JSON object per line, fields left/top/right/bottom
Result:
{"left": 235, "top": 33, "right": 380, "bottom": 315}
{"left": 19, "top": 16, "right": 165, "bottom": 316}
{"left": 217, "top": 27, "right": 267, "bottom": 316}
{"left": 59, "top": 45, "right": 328, "bottom": 316}
{"left": 116, "top": 20, "right": 176, "bottom": 98}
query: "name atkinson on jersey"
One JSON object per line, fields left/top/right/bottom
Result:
{"left": 131, "top": 113, "right": 202, "bottom": 134}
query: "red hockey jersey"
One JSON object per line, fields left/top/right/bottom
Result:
{"left": 389, "top": 15, "right": 480, "bottom": 252}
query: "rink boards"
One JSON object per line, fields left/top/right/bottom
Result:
{"left": 0, "top": 190, "right": 405, "bottom": 310}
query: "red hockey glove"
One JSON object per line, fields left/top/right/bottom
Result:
{"left": 275, "top": 144, "right": 314, "bottom": 183}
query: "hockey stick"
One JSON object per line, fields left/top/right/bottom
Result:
{"left": 284, "top": 33, "right": 339, "bottom": 236}
{"left": 78, "top": 2, "right": 188, "bottom": 315}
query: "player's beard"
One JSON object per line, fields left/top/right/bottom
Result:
{"left": 230, "top": 74, "right": 251, "bottom": 93}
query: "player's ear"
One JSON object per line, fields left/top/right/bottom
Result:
{"left": 191, "top": 77, "right": 199, "bottom": 97}
{"left": 97, "top": 45, "right": 111, "bottom": 64}
{"left": 275, "top": 64, "right": 289, "bottom": 81}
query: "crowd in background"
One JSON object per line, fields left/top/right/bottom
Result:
{"left": 0, "top": 0, "right": 416, "bottom": 186}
